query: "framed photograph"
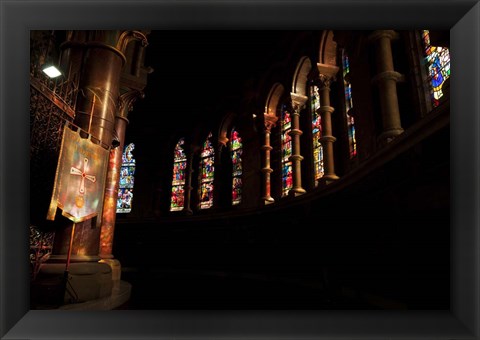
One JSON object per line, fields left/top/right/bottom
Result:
{"left": 1, "top": 0, "right": 479, "bottom": 339}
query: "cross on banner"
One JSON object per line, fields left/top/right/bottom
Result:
{"left": 70, "top": 158, "right": 96, "bottom": 195}
{"left": 47, "top": 125, "right": 109, "bottom": 225}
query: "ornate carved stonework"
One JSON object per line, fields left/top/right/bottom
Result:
{"left": 290, "top": 93, "right": 308, "bottom": 111}
{"left": 118, "top": 90, "right": 145, "bottom": 118}
{"left": 264, "top": 114, "right": 278, "bottom": 132}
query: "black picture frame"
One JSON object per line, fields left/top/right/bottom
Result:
{"left": 1, "top": 0, "right": 479, "bottom": 339}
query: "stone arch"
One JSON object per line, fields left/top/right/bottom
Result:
{"left": 265, "top": 82, "right": 285, "bottom": 116}
{"left": 319, "top": 30, "right": 338, "bottom": 66}
{"left": 218, "top": 112, "right": 237, "bottom": 147}
{"left": 291, "top": 56, "right": 312, "bottom": 96}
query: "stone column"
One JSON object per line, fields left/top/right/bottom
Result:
{"left": 369, "top": 30, "right": 404, "bottom": 144}
{"left": 288, "top": 93, "right": 307, "bottom": 196}
{"left": 99, "top": 90, "right": 144, "bottom": 259}
{"left": 182, "top": 144, "right": 197, "bottom": 215}
{"left": 262, "top": 114, "right": 278, "bottom": 204}
{"left": 49, "top": 31, "right": 127, "bottom": 263}
{"left": 317, "top": 63, "right": 340, "bottom": 184}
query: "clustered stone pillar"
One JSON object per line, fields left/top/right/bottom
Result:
{"left": 49, "top": 32, "right": 127, "bottom": 263}
{"left": 262, "top": 114, "right": 278, "bottom": 204}
{"left": 317, "top": 63, "right": 340, "bottom": 184}
{"left": 289, "top": 93, "right": 307, "bottom": 196}
{"left": 368, "top": 30, "right": 404, "bottom": 144}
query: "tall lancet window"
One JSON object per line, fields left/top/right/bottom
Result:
{"left": 310, "top": 85, "right": 324, "bottom": 183}
{"left": 281, "top": 104, "right": 293, "bottom": 197}
{"left": 421, "top": 30, "right": 450, "bottom": 108}
{"left": 170, "top": 138, "right": 187, "bottom": 211}
{"left": 230, "top": 128, "right": 243, "bottom": 205}
{"left": 117, "top": 143, "right": 136, "bottom": 213}
{"left": 342, "top": 51, "right": 357, "bottom": 158}
{"left": 199, "top": 132, "right": 215, "bottom": 209}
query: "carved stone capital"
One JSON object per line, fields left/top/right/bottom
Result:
{"left": 218, "top": 136, "right": 229, "bottom": 147}
{"left": 118, "top": 90, "right": 145, "bottom": 118}
{"left": 317, "top": 63, "right": 339, "bottom": 84}
{"left": 264, "top": 114, "right": 278, "bottom": 131}
{"left": 116, "top": 31, "right": 149, "bottom": 54}
{"left": 290, "top": 93, "right": 308, "bottom": 111}
{"left": 368, "top": 30, "right": 400, "bottom": 43}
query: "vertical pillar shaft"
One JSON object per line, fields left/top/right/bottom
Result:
{"left": 262, "top": 114, "right": 277, "bottom": 204}
{"left": 99, "top": 116, "right": 128, "bottom": 258}
{"left": 369, "top": 30, "right": 404, "bottom": 144}
{"left": 289, "top": 93, "right": 307, "bottom": 196}
{"left": 183, "top": 147, "right": 195, "bottom": 214}
{"left": 317, "top": 70, "right": 339, "bottom": 184}
{"left": 50, "top": 32, "right": 126, "bottom": 262}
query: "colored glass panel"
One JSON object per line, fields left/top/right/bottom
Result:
{"left": 281, "top": 105, "right": 293, "bottom": 196}
{"left": 199, "top": 132, "right": 215, "bottom": 209}
{"left": 170, "top": 138, "right": 187, "bottom": 211}
{"left": 231, "top": 128, "right": 243, "bottom": 205}
{"left": 117, "top": 143, "right": 136, "bottom": 213}
{"left": 422, "top": 30, "right": 450, "bottom": 108}
{"left": 342, "top": 51, "right": 357, "bottom": 159}
{"left": 310, "top": 85, "right": 324, "bottom": 182}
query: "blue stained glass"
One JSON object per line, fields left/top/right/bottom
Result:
{"left": 199, "top": 132, "right": 215, "bottom": 209}
{"left": 171, "top": 138, "right": 187, "bottom": 211}
{"left": 117, "top": 143, "right": 136, "bottom": 213}
{"left": 310, "top": 85, "right": 324, "bottom": 181}
{"left": 281, "top": 105, "right": 293, "bottom": 196}
{"left": 342, "top": 51, "right": 357, "bottom": 159}
{"left": 422, "top": 30, "right": 450, "bottom": 107}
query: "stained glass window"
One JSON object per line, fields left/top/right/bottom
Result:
{"left": 310, "top": 85, "right": 324, "bottom": 183}
{"left": 117, "top": 143, "right": 135, "bottom": 213}
{"left": 199, "top": 132, "right": 215, "bottom": 209}
{"left": 230, "top": 128, "right": 243, "bottom": 205}
{"left": 281, "top": 104, "right": 293, "bottom": 196}
{"left": 342, "top": 51, "right": 357, "bottom": 159}
{"left": 170, "top": 138, "right": 187, "bottom": 211}
{"left": 422, "top": 30, "right": 450, "bottom": 108}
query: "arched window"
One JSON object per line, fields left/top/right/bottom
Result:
{"left": 342, "top": 50, "right": 357, "bottom": 158}
{"left": 199, "top": 132, "right": 215, "bottom": 209}
{"left": 281, "top": 104, "right": 293, "bottom": 197}
{"left": 170, "top": 138, "right": 187, "bottom": 211}
{"left": 421, "top": 30, "right": 450, "bottom": 108}
{"left": 309, "top": 84, "right": 324, "bottom": 183}
{"left": 230, "top": 128, "right": 243, "bottom": 205}
{"left": 117, "top": 143, "right": 135, "bottom": 213}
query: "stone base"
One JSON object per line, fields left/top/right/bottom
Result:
{"left": 288, "top": 188, "right": 306, "bottom": 197}
{"left": 33, "top": 262, "right": 113, "bottom": 305}
{"left": 59, "top": 280, "right": 131, "bottom": 310}
{"left": 318, "top": 175, "right": 339, "bottom": 186}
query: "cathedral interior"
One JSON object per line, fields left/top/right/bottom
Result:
{"left": 29, "top": 30, "right": 450, "bottom": 310}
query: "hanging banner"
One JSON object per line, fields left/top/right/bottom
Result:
{"left": 47, "top": 125, "right": 109, "bottom": 226}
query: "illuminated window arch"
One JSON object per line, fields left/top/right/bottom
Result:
{"left": 342, "top": 50, "right": 357, "bottom": 159}
{"left": 117, "top": 143, "right": 135, "bottom": 213}
{"left": 230, "top": 128, "right": 243, "bottom": 205}
{"left": 421, "top": 30, "right": 450, "bottom": 108}
{"left": 170, "top": 138, "right": 187, "bottom": 211}
{"left": 309, "top": 84, "right": 324, "bottom": 183}
{"left": 281, "top": 104, "right": 293, "bottom": 197}
{"left": 199, "top": 132, "right": 215, "bottom": 209}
